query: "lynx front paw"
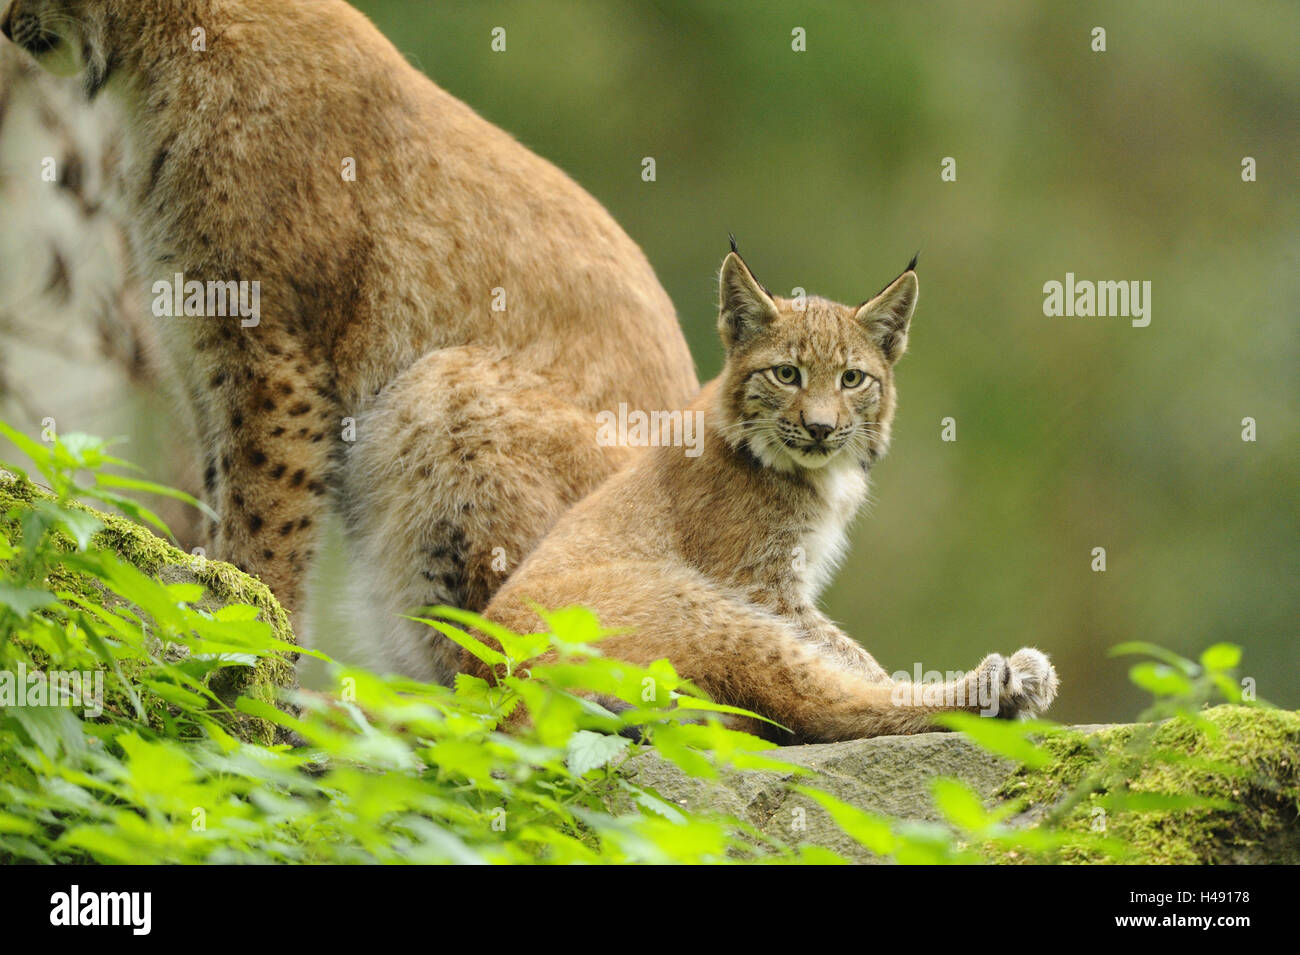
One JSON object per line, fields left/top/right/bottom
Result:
{"left": 973, "top": 648, "right": 1059, "bottom": 719}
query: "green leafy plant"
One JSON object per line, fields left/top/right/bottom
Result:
{"left": 0, "top": 420, "right": 1284, "bottom": 865}
{"left": 0, "top": 421, "right": 818, "bottom": 863}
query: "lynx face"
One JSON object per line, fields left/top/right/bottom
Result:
{"left": 716, "top": 247, "right": 918, "bottom": 473}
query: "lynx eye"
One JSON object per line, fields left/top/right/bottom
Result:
{"left": 772, "top": 365, "right": 801, "bottom": 386}
{"left": 841, "top": 369, "right": 868, "bottom": 389}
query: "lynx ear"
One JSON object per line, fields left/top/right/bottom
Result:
{"left": 855, "top": 266, "right": 918, "bottom": 363}
{"left": 718, "top": 251, "right": 778, "bottom": 349}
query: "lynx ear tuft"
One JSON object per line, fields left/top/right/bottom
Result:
{"left": 855, "top": 268, "right": 918, "bottom": 363}
{"left": 718, "top": 250, "right": 777, "bottom": 349}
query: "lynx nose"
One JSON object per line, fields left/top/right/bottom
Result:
{"left": 803, "top": 420, "right": 834, "bottom": 442}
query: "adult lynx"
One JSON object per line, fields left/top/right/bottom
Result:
{"left": 467, "top": 246, "right": 1059, "bottom": 742}
{"left": 1, "top": 0, "right": 698, "bottom": 681}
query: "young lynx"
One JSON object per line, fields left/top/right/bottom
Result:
{"left": 466, "top": 245, "right": 1059, "bottom": 743}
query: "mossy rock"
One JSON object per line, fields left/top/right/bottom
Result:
{"left": 622, "top": 705, "right": 1299, "bottom": 864}
{"left": 994, "top": 705, "right": 1300, "bottom": 864}
{"left": 0, "top": 469, "right": 297, "bottom": 745}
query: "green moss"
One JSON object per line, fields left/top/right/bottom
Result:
{"left": 0, "top": 471, "right": 297, "bottom": 745}
{"left": 995, "top": 705, "right": 1300, "bottom": 864}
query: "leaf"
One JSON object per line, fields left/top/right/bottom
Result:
{"left": 405, "top": 615, "right": 506, "bottom": 668}
{"left": 1210, "top": 672, "right": 1245, "bottom": 703}
{"left": 32, "top": 500, "right": 102, "bottom": 551}
{"left": 58, "top": 511, "right": 104, "bottom": 552}
{"left": 426, "top": 605, "right": 531, "bottom": 650}
{"left": 566, "top": 729, "right": 631, "bottom": 776}
{"left": 892, "top": 820, "right": 976, "bottom": 864}
{"left": 453, "top": 672, "right": 492, "bottom": 702}
{"left": 934, "top": 712, "right": 1054, "bottom": 769}
{"left": 620, "top": 781, "right": 687, "bottom": 824}
{"left": 0, "top": 812, "right": 37, "bottom": 836}
{"left": 794, "top": 785, "right": 897, "bottom": 855}
{"left": 930, "top": 777, "right": 989, "bottom": 833}
{"left": 1128, "top": 662, "right": 1194, "bottom": 697}
{"left": 1099, "top": 790, "right": 1237, "bottom": 813}
{"left": 83, "top": 488, "right": 174, "bottom": 539}
{"left": 1199, "top": 643, "right": 1242, "bottom": 673}
{"left": 92, "top": 554, "right": 188, "bottom": 633}
{"left": 428, "top": 738, "right": 498, "bottom": 782}
{"left": 234, "top": 696, "right": 310, "bottom": 736}
{"left": 117, "top": 732, "right": 197, "bottom": 796}
{"left": 212, "top": 604, "right": 261, "bottom": 623}
{"left": 25, "top": 496, "right": 102, "bottom": 548}
{"left": 164, "top": 582, "right": 206, "bottom": 604}
{"left": 139, "top": 679, "right": 212, "bottom": 710}
{"left": 197, "top": 716, "right": 240, "bottom": 754}
{"left": 57, "top": 826, "right": 144, "bottom": 865}
{"left": 1109, "top": 642, "right": 1198, "bottom": 674}
{"left": 0, "top": 584, "right": 57, "bottom": 616}
{"left": 8, "top": 706, "right": 86, "bottom": 757}
{"left": 673, "top": 695, "right": 788, "bottom": 730}
{"left": 0, "top": 420, "right": 53, "bottom": 483}
{"left": 535, "top": 605, "right": 608, "bottom": 644}
{"left": 95, "top": 472, "right": 218, "bottom": 522}
{"left": 53, "top": 431, "right": 110, "bottom": 460}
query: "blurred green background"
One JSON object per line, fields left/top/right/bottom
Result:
{"left": 342, "top": 0, "right": 1298, "bottom": 723}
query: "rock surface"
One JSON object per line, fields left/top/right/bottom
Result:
{"left": 625, "top": 728, "right": 1029, "bottom": 862}
{"left": 624, "top": 706, "right": 1300, "bottom": 864}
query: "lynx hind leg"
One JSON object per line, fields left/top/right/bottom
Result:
{"left": 482, "top": 562, "right": 1062, "bottom": 742}
{"left": 340, "top": 347, "right": 629, "bottom": 684}
{"left": 478, "top": 565, "right": 970, "bottom": 742}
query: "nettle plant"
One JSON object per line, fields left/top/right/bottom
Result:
{"left": 0, "top": 420, "right": 1271, "bottom": 864}
{"left": 0, "top": 421, "right": 817, "bottom": 863}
